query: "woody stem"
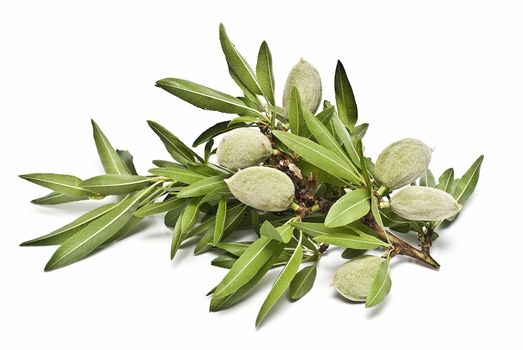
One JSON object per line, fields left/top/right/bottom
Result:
{"left": 365, "top": 220, "right": 440, "bottom": 269}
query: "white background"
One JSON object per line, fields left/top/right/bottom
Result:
{"left": 1, "top": 1, "right": 521, "bottom": 349}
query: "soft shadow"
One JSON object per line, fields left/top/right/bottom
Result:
{"left": 365, "top": 297, "right": 390, "bottom": 319}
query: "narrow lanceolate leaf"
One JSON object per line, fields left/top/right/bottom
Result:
{"left": 177, "top": 175, "right": 227, "bottom": 198}
{"left": 31, "top": 191, "right": 84, "bottom": 205}
{"left": 216, "top": 242, "right": 251, "bottom": 257}
{"left": 20, "top": 203, "right": 116, "bottom": 246}
{"left": 228, "top": 65, "right": 261, "bottom": 106}
{"left": 256, "top": 233, "right": 303, "bottom": 327}
{"left": 256, "top": 41, "right": 275, "bottom": 105}
{"left": 330, "top": 112, "right": 361, "bottom": 167}
{"left": 325, "top": 188, "right": 370, "bottom": 227}
{"left": 341, "top": 248, "right": 366, "bottom": 259}
{"left": 213, "top": 236, "right": 283, "bottom": 298}
{"left": 272, "top": 131, "right": 361, "bottom": 183}
{"left": 366, "top": 258, "right": 392, "bottom": 308}
{"left": 260, "top": 220, "right": 293, "bottom": 243}
{"left": 302, "top": 106, "right": 359, "bottom": 175}
{"left": 436, "top": 168, "right": 455, "bottom": 193}
{"left": 19, "top": 173, "right": 94, "bottom": 198}
{"left": 135, "top": 196, "right": 184, "bottom": 217}
{"left": 334, "top": 61, "right": 358, "bottom": 130}
{"left": 116, "top": 150, "right": 138, "bottom": 175}
{"left": 213, "top": 199, "right": 227, "bottom": 244}
{"left": 219, "top": 23, "right": 262, "bottom": 95}
{"left": 170, "top": 215, "right": 184, "bottom": 259}
{"left": 289, "top": 263, "right": 317, "bottom": 300}
{"left": 91, "top": 120, "right": 130, "bottom": 175}
{"left": 291, "top": 222, "right": 361, "bottom": 238}
{"left": 288, "top": 88, "right": 307, "bottom": 137}
{"left": 44, "top": 192, "right": 146, "bottom": 271}
{"left": 180, "top": 197, "right": 201, "bottom": 233}
{"left": 156, "top": 78, "right": 263, "bottom": 118}
{"left": 80, "top": 175, "right": 152, "bottom": 196}
{"left": 453, "top": 155, "right": 484, "bottom": 205}
{"left": 148, "top": 120, "right": 200, "bottom": 165}
{"left": 419, "top": 169, "right": 436, "bottom": 187}
{"left": 148, "top": 167, "right": 205, "bottom": 184}
{"left": 210, "top": 244, "right": 284, "bottom": 311}
{"left": 192, "top": 121, "right": 247, "bottom": 147}
{"left": 313, "top": 231, "right": 389, "bottom": 249}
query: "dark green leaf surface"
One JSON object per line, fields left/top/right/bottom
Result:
{"left": 44, "top": 191, "right": 147, "bottom": 271}
{"left": 170, "top": 215, "right": 184, "bottom": 259}
{"left": 135, "top": 197, "right": 184, "bottom": 217}
{"left": 91, "top": 120, "right": 131, "bottom": 176}
{"left": 156, "top": 78, "right": 263, "bottom": 117}
{"left": 148, "top": 120, "right": 200, "bottom": 165}
{"left": 256, "top": 233, "right": 303, "bottom": 326}
{"left": 341, "top": 248, "right": 367, "bottom": 259}
{"left": 453, "top": 155, "right": 484, "bottom": 205}
{"left": 180, "top": 197, "right": 201, "bottom": 233}
{"left": 325, "top": 188, "right": 370, "bottom": 227}
{"left": 256, "top": 41, "right": 275, "bottom": 105}
{"left": 219, "top": 23, "right": 262, "bottom": 95}
{"left": 289, "top": 263, "right": 317, "bottom": 300}
{"left": 20, "top": 203, "right": 116, "bottom": 246}
{"left": 116, "top": 150, "right": 138, "bottom": 175}
{"left": 213, "top": 236, "right": 283, "bottom": 298}
{"left": 192, "top": 121, "right": 247, "bottom": 147}
{"left": 288, "top": 88, "right": 307, "bottom": 137}
{"left": 213, "top": 198, "right": 227, "bottom": 244}
{"left": 436, "top": 168, "right": 455, "bottom": 193}
{"left": 148, "top": 166, "right": 206, "bottom": 184}
{"left": 313, "top": 231, "right": 389, "bottom": 249}
{"left": 30, "top": 191, "right": 85, "bottom": 205}
{"left": 20, "top": 173, "right": 94, "bottom": 199}
{"left": 177, "top": 175, "right": 227, "bottom": 198}
{"left": 272, "top": 131, "right": 360, "bottom": 183}
{"left": 334, "top": 61, "right": 358, "bottom": 130}
{"left": 365, "top": 257, "right": 392, "bottom": 308}
{"left": 80, "top": 175, "right": 152, "bottom": 195}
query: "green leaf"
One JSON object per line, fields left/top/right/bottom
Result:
{"left": 156, "top": 77, "right": 263, "bottom": 118}
{"left": 164, "top": 205, "right": 184, "bottom": 227}
{"left": 180, "top": 197, "right": 201, "bottom": 233}
{"left": 302, "top": 104, "right": 359, "bottom": 175}
{"left": 256, "top": 233, "right": 303, "bottom": 327}
{"left": 453, "top": 155, "right": 484, "bottom": 205}
{"left": 435, "top": 168, "right": 454, "bottom": 193}
{"left": 148, "top": 166, "right": 206, "bottom": 184}
{"left": 135, "top": 196, "right": 184, "bottom": 217}
{"left": 148, "top": 120, "right": 200, "bottom": 165}
{"left": 260, "top": 220, "right": 293, "bottom": 243}
{"left": 216, "top": 241, "right": 252, "bottom": 256}
{"left": 20, "top": 203, "right": 116, "bottom": 246}
{"left": 170, "top": 215, "right": 184, "bottom": 259}
{"left": 204, "top": 139, "right": 214, "bottom": 163}
{"left": 325, "top": 188, "right": 370, "bottom": 227}
{"left": 194, "top": 204, "right": 247, "bottom": 255}
{"left": 30, "top": 191, "right": 85, "bottom": 205}
{"left": 256, "top": 41, "right": 275, "bottom": 105}
{"left": 288, "top": 88, "right": 308, "bottom": 137}
{"left": 365, "top": 257, "right": 392, "bottom": 308}
{"left": 213, "top": 236, "right": 283, "bottom": 298}
{"left": 211, "top": 253, "right": 238, "bottom": 269}
{"left": 80, "top": 175, "right": 152, "bottom": 195}
{"left": 44, "top": 191, "right": 148, "bottom": 271}
{"left": 291, "top": 221, "right": 347, "bottom": 237}
{"left": 219, "top": 23, "right": 262, "bottom": 95}
{"left": 192, "top": 121, "right": 247, "bottom": 147}
{"left": 213, "top": 198, "right": 227, "bottom": 244}
{"left": 341, "top": 248, "right": 367, "bottom": 259}
{"left": 272, "top": 131, "right": 360, "bottom": 183}
{"left": 19, "top": 173, "right": 95, "bottom": 199}
{"left": 330, "top": 112, "right": 361, "bottom": 168}
{"left": 313, "top": 231, "right": 389, "bottom": 249}
{"left": 210, "top": 244, "right": 284, "bottom": 311}
{"left": 116, "top": 150, "right": 138, "bottom": 175}
{"left": 289, "top": 263, "right": 317, "bottom": 300}
{"left": 419, "top": 169, "right": 436, "bottom": 187}
{"left": 334, "top": 61, "right": 358, "bottom": 130}
{"left": 177, "top": 175, "right": 227, "bottom": 198}
{"left": 91, "top": 120, "right": 131, "bottom": 175}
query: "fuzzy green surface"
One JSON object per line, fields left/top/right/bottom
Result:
{"left": 282, "top": 58, "right": 322, "bottom": 114}
{"left": 390, "top": 186, "right": 462, "bottom": 221}
{"left": 225, "top": 166, "right": 295, "bottom": 212}
{"left": 375, "top": 138, "right": 432, "bottom": 190}
{"left": 332, "top": 255, "right": 384, "bottom": 302}
{"left": 216, "top": 128, "right": 272, "bottom": 170}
